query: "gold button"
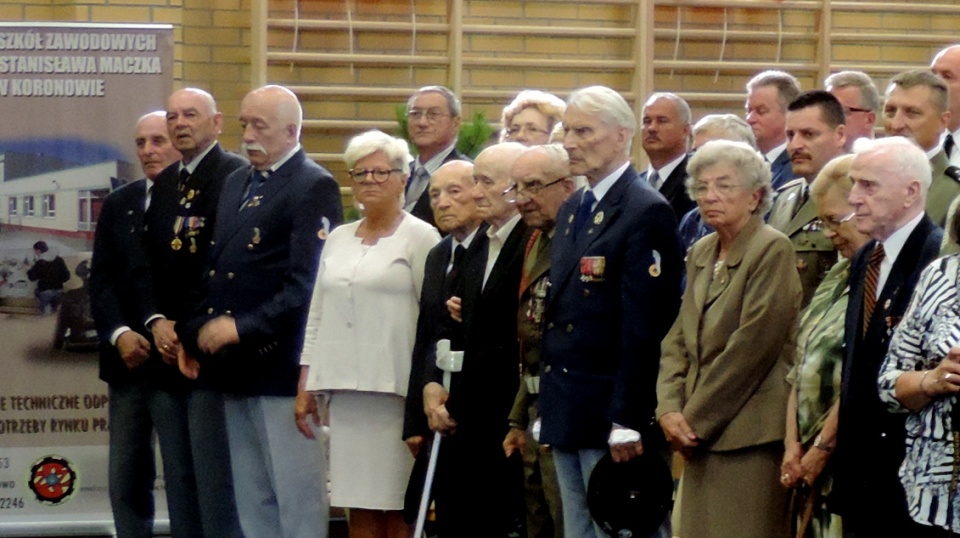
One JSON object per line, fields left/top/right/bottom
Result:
{"left": 247, "top": 244, "right": 254, "bottom": 250}
{"left": 209, "top": 270, "right": 215, "bottom": 277}
{"left": 565, "top": 324, "right": 574, "bottom": 333}
{"left": 227, "top": 272, "right": 235, "bottom": 279}
{"left": 543, "top": 365, "right": 552, "bottom": 373}
{"left": 207, "top": 307, "right": 214, "bottom": 314}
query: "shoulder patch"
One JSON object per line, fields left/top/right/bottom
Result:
{"left": 946, "top": 165, "right": 960, "bottom": 183}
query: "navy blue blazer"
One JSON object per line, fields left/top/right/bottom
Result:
{"left": 769, "top": 148, "right": 797, "bottom": 192}
{"left": 539, "top": 165, "right": 684, "bottom": 449}
{"left": 89, "top": 179, "right": 182, "bottom": 388}
{"left": 179, "top": 149, "right": 343, "bottom": 396}
{"left": 831, "top": 215, "right": 942, "bottom": 526}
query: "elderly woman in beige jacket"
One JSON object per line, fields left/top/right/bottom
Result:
{"left": 657, "top": 140, "right": 802, "bottom": 538}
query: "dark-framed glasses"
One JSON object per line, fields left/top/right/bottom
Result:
{"left": 821, "top": 211, "right": 855, "bottom": 231}
{"left": 843, "top": 106, "right": 872, "bottom": 115}
{"left": 348, "top": 168, "right": 401, "bottom": 183}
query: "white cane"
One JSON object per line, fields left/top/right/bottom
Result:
{"left": 414, "top": 339, "right": 463, "bottom": 538}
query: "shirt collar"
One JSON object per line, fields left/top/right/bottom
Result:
{"left": 264, "top": 143, "right": 302, "bottom": 173}
{"left": 764, "top": 142, "right": 787, "bottom": 164}
{"left": 645, "top": 152, "right": 686, "bottom": 183}
{"left": 925, "top": 144, "right": 940, "bottom": 160}
{"left": 453, "top": 226, "right": 479, "bottom": 250}
{"left": 590, "top": 161, "right": 630, "bottom": 204}
{"left": 486, "top": 213, "right": 521, "bottom": 243}
{"left": 180, "top": 141, "right": 218, "bottom": 174}
{"left": 880, "top": 211, "right": 924, "bottom": 265}
{"left": 417, "top": 140, "right": 459, "bottom": 176}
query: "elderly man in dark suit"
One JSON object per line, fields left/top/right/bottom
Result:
{"left": 831, "top": 136, "right": 943, "bottom": 537}
{"left": 90, "top": 111, "right": 199, "bottom": 538}
{"left": 537, "top": 86, "right": 683, "bottom": 538}
{"left": 503, "top": 144, "right": 578, "bottom": 538}
{"left": 141, "top": 87, "right": 248, "bottom": 538}
{"left": 746, "top": 70, "right": 802, "bottom": 191}
{"left": 638, "top": 92, "right": 694, "bottom": 221}
{"left": 401, "top": 159, "right": 484, "bottom": 521}
{"left": 404, "top": 85, "right": 471, "bottom": 227}
{"left": 178, "top": 85, "right": 343, "bottom": 538}
{"left": 423, "top": 142, "right": 532, "bottom": 537}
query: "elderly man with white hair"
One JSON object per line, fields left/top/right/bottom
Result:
{"left": 831, "top": 136, "right": 943, "bottom": 538}
{"left": 537, "top": 86, "right": 684, "bottom": 538}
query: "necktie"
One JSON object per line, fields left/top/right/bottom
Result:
{"left": 648, "top": 170, "right": 661, "bottom": 190}
{"left": 862, "top": 243, "right": 885, "bottom": 336}
{"left": 406, "top": 165, "right": 429, "bottom": 209}
{"left": 443, "top": 244, "right": 467, "bottom": 296}
{"left": 179, "top": 168, "right": 190, "bottom": 185}
{"left": 241, "top": 169, "right": 269, "bottom": 210}
{"left": 573, "top": 190, "right": 596, "bottom": 236}
{"left": 946, "top": 133, "right": 956, "bottom": 160}
{"left": 519, "top": 230, "right": 543, "bottom": 295}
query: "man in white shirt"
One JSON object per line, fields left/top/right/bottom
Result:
{"left": 745, "top": 70, "right": 802, "bottom": 190}
{"left": 639, "top": 92, "right": 694, "bottom": 220}
{"left": 932, "top": 45, "right": 960, "bottom": 167}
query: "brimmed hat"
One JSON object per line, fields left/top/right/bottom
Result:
{"left": 587, "top": 451, "right": 674, "bottom": 537}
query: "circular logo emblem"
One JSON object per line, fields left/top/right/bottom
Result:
{"left": 28, "top": 455, "right": 77, "bottom": 506}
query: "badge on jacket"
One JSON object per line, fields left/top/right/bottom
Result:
{"left": 580, "top": 256, "right": 605, "bottom": 282}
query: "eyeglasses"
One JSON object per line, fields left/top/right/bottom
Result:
{"left": 407, "top": 108, "right": 450, "bottom": 123}
{"left": 510, "top": 177, "right": 569, "bottom": 200}
{"left": 692, "top": 181, "right": 743, "bottom": 199}
{"left": 348, "top": 168, "right": 401, "bottom": 183}
{"left": 821, "top": 211, "right": 855, "bottom": 231}
{"left": 843, "top": 106, "right": 872, "bottom": 115}
{"left": 505, "top": 124, "right": 549, "bottom": 140}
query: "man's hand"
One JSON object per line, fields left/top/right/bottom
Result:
{"left": 149, "top": 318, "right": 180, "bottom": 364}
{"left": 446, "top": 296, "right": 463, "bottom": 323}
{"left": 503, "top": 427, "right": 526, "bottom": 457}
{"left": 177, "top": 348, "right": 201, "bottom": 380}
{"left": 405, "top": 435, "right": 424, "bottom": 458}
{"left": 294, "top": 391, "right": 320, "bottom": 440}
{"left": 658, "top": 412, "right": 699, "bottom": 459}
{"left": 116, "top": 331, "right": 150, "bottom": 369}
{"left": 197, "top": 315, "right": 240, "bottom": 355}
{"left": 423, "top": 382, "right": 457, "bottom": 434}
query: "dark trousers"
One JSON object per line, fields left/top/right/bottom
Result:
{"left": 108, "top": 383, "right": 201, "bottom": 538}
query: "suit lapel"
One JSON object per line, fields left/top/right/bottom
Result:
{"left": 867, "top": 217, "right": 935, "bottom": 335}
{"left": 481, "top": 218, "right": 529, "bottom": 299}
{"left": 782, "top": 195, "right": 817, "bottom": 237}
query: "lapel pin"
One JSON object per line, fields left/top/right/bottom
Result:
{"left": 593, "top": 211, "right": 604, "bottom": 225}
{"left": 252, "top": 227, "right": 261, "bottom": 245}
{"left": 884, "top": 299, "right": 891, "bottom": 310}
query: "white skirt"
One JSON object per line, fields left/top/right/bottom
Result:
{"left": 328, "top": 390, "right": 415, "bottom": 510}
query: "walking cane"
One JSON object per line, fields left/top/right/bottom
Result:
{"left": 414, "top": 339, "right": 463, "bottom": 538}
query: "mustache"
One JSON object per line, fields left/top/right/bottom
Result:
{"left": 241, "top": 142, "right": 267, "bottom": 155}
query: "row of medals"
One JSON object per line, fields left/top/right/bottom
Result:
{"left": 171, "top": 186, "right": 200, "bottom": 253}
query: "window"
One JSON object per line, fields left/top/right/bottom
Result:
{"left": 24, "top": 196, "right": 34, "bottom": 216}
{"left": 7, "top": 197, "right": 16, "bottom": 216}
{"left": 78, "top": 189, "right": 108, "bottom": 231}
{"left": 42, "top": 194, "right": 55, "bottom": 218}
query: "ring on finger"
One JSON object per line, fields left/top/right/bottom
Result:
{"left": 947, "top": 373, "right": 953, "bottom": 382}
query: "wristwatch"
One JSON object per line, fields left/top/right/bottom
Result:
{"left": 813, "top": 433, "right": 833, "bottom": 453}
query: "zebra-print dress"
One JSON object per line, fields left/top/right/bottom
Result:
{"left": 879, "top": 254, "right": 960, "bottom": 532}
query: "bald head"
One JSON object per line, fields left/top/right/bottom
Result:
{"left": 135, "top": 111, "right": 181, "bottom": 181}
{"left": 512, "top": 144, "right": 575, "bottom": 231}
{"left": 932, "top": 45, "right": 960, "bottom": 131}
{"left": 430, "top": 160, "right": 480, "bottom": 239}
{"left": 240, "top": 85, "right": 304, "bottom": 170}
{"left": 166, "top": 87, "right": 222, "bottom": 163}
{"left": 472, "top": 142, "right": 526, "bottom": 228}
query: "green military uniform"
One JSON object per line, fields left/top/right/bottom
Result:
{"left": 926, "top": 149, "right": 960, "bottom": 229}
{"left": 768, "top": 178, "right": 837, "bottom": 308}
{"left": 508, "top": 229, "right": 563, "bottom": 538}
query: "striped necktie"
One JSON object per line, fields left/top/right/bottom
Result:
{"left": 862, "top": 243, "right": 885, "bottom": 337}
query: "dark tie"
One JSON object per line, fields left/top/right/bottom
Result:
{"left": 179, "top": 167, "right": 190, "bottom": 185}
{"left": 241, "top": 169, "right": 269, "bottom": 210}
{"left": 443, "top": 244, "right": 467, "bottom": 296}
{"left": 573, "top": 189, "right": 596, "bottom": 236}
{"left": 862, "top": 243, "right": 885, "bottom": 337}
{"left": 946, "top": 133, "right": 956, "bottom": 160}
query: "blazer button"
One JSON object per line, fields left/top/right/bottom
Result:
{"left": 565, "top": 324, "right": 574, "bottom": 333}
{"left": 225, "top": 310, "right": 232, "bottom": 316}
{"left": 207, "top": 307, "right": 214, "bottom": 314}
{"left": 210, "top": 240, "right": 216, "bottom": 246}
{"left": 209, "top": 270, "right": 216, "bottom": 277}
{"left": 247, "top": 244, "right": 254, "bottom": 250}
{"left": 227, "top": 272, "right": 235, "bottom": 279}
{"left": 547, "top": 322, "right": 555, "bottom": 330}
{"left": 583, "top": 289, "right": 591, "bottom": 297}
{"left": 543, "top": 365, "right": 552, "bottom": 373}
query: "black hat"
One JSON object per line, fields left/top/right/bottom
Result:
{"left": 33, "top": 241, "right": 49, "bottom": 253}
{"left": 587, "top": 451, "right": 674, "bottom": 537}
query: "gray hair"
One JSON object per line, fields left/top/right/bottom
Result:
{"left": 567, "top": 86, "right": 637, "bottom": 142}
{"left": 746, "top": 70, "right": 802, "bottom": 111}
{"left": 644, "top": 92, "right": 692, "bottom": 125}
{"left": 407, "top": 85, "right": 462, "bottom": 117}
{"left": 692, "top": 114, "right": 757, "bottom": 149}
{"left": 686, "top": 139, "right": 774, "bottom": 214}
{"left": 343, "top": 129, "right": 414, "bottom": 176}
{"left": 886, "top": 69, "right": 950, "bottom": 115}
{"left": 825, "top": 71, "right": 880, "bottom": 113}
{"left": 852, "top": 136, "right": 932, "bottom": 193}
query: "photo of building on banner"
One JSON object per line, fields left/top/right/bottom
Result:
{"left": 0, "top": 22, "right": 173, "bottom": 535}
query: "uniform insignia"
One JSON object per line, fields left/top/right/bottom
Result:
{"left": 317, "top": 216, "right": 331, "bottom": 240}
{"left": 187, "top": 189, "right": 196, "bottom": 201}
{"left": 252, "top": 227, "right": 261, "bottom": 245}
{"left": 247, "top": 195, "right": 263, "bottom": 208}
{"left": 579, "top": 256, "right": 605, "bottom": 282}
{"left": 649, "top": 249, "right": 662, "bottom": 277}
{"left": 170, "top": 237, "right": 182, "bottom": 251}
{"left": 947, "top": 165, "right": 960, "bottom": 183}
{"left": 796, "top": 258, "right": 807, "bottom": 271}
{"left": 189, "top": 237, "right": 198, "bottom": 253}
{"left": 593, "top": 211, "right": 604, "bottom": 225}
{"left": 568, "top": 214, "right": 574, "bottom": 223}
{"left": 884, "top": 299, "right": 891, "bottom": 310}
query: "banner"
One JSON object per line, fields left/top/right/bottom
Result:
{"left": 0, "top": 22, "right": 174, "bottom": 535}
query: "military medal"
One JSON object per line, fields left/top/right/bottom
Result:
{"left": 252, "top": 227, "right": 261, "bottom": 245}
{"left": 593, "top": 211, "right": 604, "bottom": 225}
{"left": 579, "top": 256, "right": 606, "bottom": 282}
{"left": 171, "top": 216, "right": 185, "bottom": 251}
{"left": 170, "top": 237, "right": 182, "bottom": 251}
{"left": 187, "top": 189, "right": 195, "bottom": 201}
{"left": 189, "top": 237, "right": 198, "bottom": 253}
